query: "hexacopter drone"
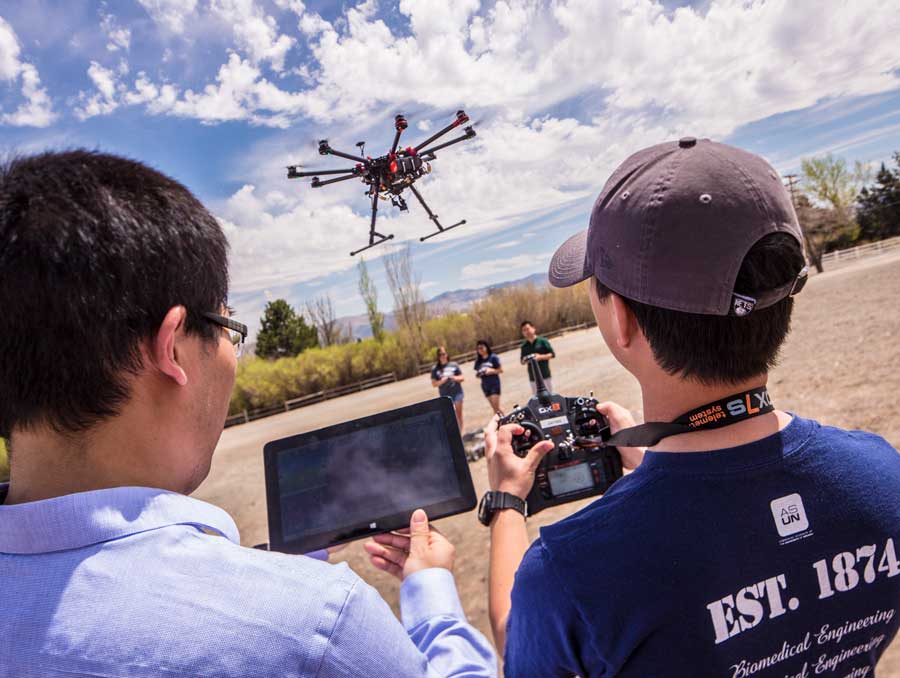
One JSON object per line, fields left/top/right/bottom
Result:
{"left": 287, "top": 109, "right": 476, "bottom": 256}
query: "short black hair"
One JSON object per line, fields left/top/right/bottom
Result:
{"left": 520, "top": 320, "right": 534, "bottom": 329}
{"left": 0, "top": 150, "right": 229, "bottom": 438}
{"left": 595, "top": 233, "right": 804, "bottom": 384}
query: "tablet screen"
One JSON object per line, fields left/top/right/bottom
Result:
{"left": 264, "top": 398, "right": 475, "bottom": 553}
{"left": 277, "top": 410, "right": 460, "bottom": 543}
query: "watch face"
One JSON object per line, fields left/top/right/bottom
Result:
{"left": 477, "top": 492, "right": 495, "bottom": 526}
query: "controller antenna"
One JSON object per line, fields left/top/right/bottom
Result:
{"left": 526, "top": 355, "right": 553, "bottom": 405}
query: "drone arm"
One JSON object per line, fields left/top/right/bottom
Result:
{"left": 324, "top": 147, "right": 370, "bottom": 164}
{"left": 417, "top": 127, "right": 476, "bottom": 157}
{"left": 390, "top": 117, "right": 407, "bottom": 156}
{"left": 290, "top": 168, "right": 359, "bottom": 178}
{"left": 413, "top": 111, "right": 470, "bottom": 153}
{"left": 311, "top": 173, "right": 361, "bottom": 188}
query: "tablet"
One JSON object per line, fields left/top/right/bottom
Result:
{"left": 264, "top": 397, "right": 476, "bottom": 554}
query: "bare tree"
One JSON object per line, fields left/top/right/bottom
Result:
{"left": 306, "top": 294, "right": 343, "bottom": 347}
{"left": 384, "top": 244, "right": 427, "bottom": 346}
{"left": 793, "top": 195, "right": 854, "bottom": 274}
{"left": 357, "top": 257, "right": 385, "bottom": 342}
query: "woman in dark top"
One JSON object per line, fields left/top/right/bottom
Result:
{"left": 430, "top": 346, "right": 465, "bottom": 433}
{"left": 474, "top": 339, "right": 503, "bottom": 416}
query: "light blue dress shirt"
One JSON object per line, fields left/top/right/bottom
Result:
{"left": 0, "top": 485, "right": 496, "bottom": 677}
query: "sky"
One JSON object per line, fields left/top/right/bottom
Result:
{"left": 2, "top": 0, "right": 900, "bottom": 337}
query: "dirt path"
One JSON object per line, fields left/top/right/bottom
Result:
{"left": 195, "top": 249, "right": 900, "bottom": 673}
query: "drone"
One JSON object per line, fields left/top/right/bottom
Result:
{"left": 287, "top": 109, "right": 477, "bottom": 256}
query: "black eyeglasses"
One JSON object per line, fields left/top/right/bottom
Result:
{"left": 203, "top": 312, "right": 248, "bottom": 357}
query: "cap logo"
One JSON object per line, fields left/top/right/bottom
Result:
{"left": 732, "top": 294, "right": 757, "bottom": 316}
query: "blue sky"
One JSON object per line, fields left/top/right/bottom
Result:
{"left": 2, "top": 0, "right": 900, "bottom": 337}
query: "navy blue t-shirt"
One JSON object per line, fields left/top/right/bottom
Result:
{"left": 505, "top": 417, "right": 900, "bottom": 677}
{"left": 431, "top": 361, "right": 463, "bottom": 399}
{"left": 474, "top": 353, "right": 502, "bottom": 394}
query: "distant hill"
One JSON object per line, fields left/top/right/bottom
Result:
{"left": 343, "top": 271, "right": 547, "bottom": 339}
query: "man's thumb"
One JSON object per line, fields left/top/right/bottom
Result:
{"left": 409, "top": 509, "right": 429, "bottom": 540}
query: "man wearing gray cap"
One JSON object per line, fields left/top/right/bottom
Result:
{"left": 482, "top": 139, "right": 900, "bottom": 676}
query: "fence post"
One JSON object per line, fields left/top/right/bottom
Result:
{"left": 243, "top": 409, "right": 249, "bottom": 424}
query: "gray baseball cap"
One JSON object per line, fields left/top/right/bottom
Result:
{"left": 548, "top": 138, "right": 808, "bottom": 316}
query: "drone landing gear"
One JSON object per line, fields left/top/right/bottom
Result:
{"left": 407, "top": 184, "right": 466, "bottom": 242}
{"left": 350, "top": 232, "right": 394, "bottom": 256}
{"left": 351, "top": 186, "right": 395, "bottom": 256}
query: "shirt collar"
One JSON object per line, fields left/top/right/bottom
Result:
{"left": 0, "top": 485, "right": 240, "bottom": 554}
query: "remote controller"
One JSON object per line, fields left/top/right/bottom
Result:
{"left": 498, "top": 356, "right": 623, "bottom": 514}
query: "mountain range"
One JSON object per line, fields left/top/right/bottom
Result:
{"left": 343, "top": 271, "right": 546, "bottom": 339}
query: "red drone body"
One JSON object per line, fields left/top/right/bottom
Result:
{"left": 287, "top": 109, "right": 476, "bottom": 256}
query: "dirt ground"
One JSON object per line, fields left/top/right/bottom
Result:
{"left": 195, "top": 249, "right": 900, "bottom": 674}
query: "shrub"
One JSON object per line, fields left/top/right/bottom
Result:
{"left": 229, "top": 280, "right": 595, "bottom": 415}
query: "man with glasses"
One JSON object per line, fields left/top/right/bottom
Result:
{"left": 204, "top": 311, "right": 249, "bottom": 358}
{"left": 0, "top": 151, "right": 495, "bottom": 678}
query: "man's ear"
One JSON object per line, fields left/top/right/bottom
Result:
{"left": 151, "top": 306, "right": 189, "bottom": 386}
{"left": 610, "top": 293, "right": 639, "bottom": 349}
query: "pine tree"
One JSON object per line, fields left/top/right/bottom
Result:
{"left": 255, "top": 299, "right": 319, "bottom": 359}
{"left": 857, "top": 152, "right": 900, "bottom": 242}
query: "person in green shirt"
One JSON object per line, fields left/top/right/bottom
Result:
{"left": 519, "top": 320, "right": 555, "bottom": 394}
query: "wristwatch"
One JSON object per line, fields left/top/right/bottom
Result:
{"left": 478, "top": 491, "right": 527, "bottom": 526}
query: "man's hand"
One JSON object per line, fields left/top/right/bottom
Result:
{"left": 596, "top": 401, "right": 645, "bottom": 470}
{"left": 484, "top": 416, "right": 555, "bottom": 500}
{"left": 364, "top": 509, "right": 455, "bottom": 580}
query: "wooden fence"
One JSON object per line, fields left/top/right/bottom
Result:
{"left": 819, "top": 235, "right": 900, "bottom": 267}
{"left": 224, "top": 372, "right": 397, "bottom": 428}
{"left": 223, "top": 321, "right": 598, "bottom": 428}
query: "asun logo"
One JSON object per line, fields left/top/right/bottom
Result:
{"left": 769, "top": 493, "right": 809, "bottom": 538}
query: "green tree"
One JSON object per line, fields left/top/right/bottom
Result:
{"left": 255, "top": 299, "right": 318, "bottom": 359}
{"left": 857, "top": 153, "right": 900, "bottom": 242}
{"left": 801, "top": 154, "right": 870, "bottom": 219}
{"left": 358, "top": 257, "right": 385, "bottom": 342}
{"left": 798, "top": 154, "right": 871, "bottom": 272}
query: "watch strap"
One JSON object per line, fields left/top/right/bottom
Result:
{"left": 478, "top": 491, "right": 527, "bottom": 526}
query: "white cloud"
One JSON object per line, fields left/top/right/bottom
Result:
{"left": 100, "top": 8, "right": 131, "bottom": 52}
{"left": 73, "top": 61, "right": 120, "bottom": 120}
{"left": 53, "top": 0, "right": 900, "bottom": 290}
{"left": 211, "top": 0, "right": 296, "bottom": 72}
{"left": 0, "top": 17, "right": 20, "bottom": 80}
{"left": 0, "top": 16, "right": 57, "bottom": 127}
{"left": 460, "top": 252, "right": 554, "bottom": 280}
{"left": 137, "top": 0, "right": 198, "bottom": 33}
{"left": 217, "top": 181, "right": 408, "bottom": 290}
{"left": 73, "top": 0, "right": 900, "bottom": 134}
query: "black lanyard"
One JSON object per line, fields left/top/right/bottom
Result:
{"left": 603, "top": 386, "right": 774, "bottom": 448}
